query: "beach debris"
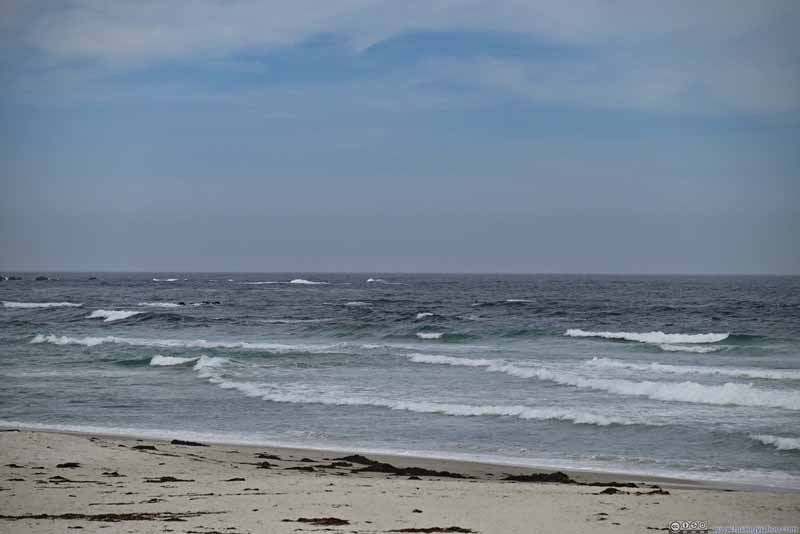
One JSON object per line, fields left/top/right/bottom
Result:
{"left": 56, "top": 463, "right": 81, "bottom": 468}
{"left": 316, "top": 461, "right": 352, "bottom": 469}
{"left": 0, "top": 511, "right": 223, "bottom": 522}
{"left": 102, "top": 471, "right": 125, "bottom": 477}
{"left": 285, "top": 465, "right": 315, "bottom": 472}
{"left": 255, "top": 453, "right": 281, "bottom": 460}
{"left": 253, "top": 462, "right": 273, "bottom": 469}
{"left": 144, "top": 476, "right": 194, "bottom": 483}
{"left": 132, "top": 445, "right": 157, "bottom": 451}
{"left": 503, "top": 471, "right": 574, "bottom": 484}
{"left": 283, "top": 517, "right": 350, "bottom": 526}
{"left": 4, "top": 464, "right": 24, "bottom": 469}
{"left": 224, "top": 477, "right": 246, "bottom": 482}
{"left": 387, "top": 527, "right": 476, "bottom": 533}
{"left": 340, "top": 456, "right": 470, "bottom": 479}
{"left": 413, "top": 509, "right": 423, "bottom": 513}
{"left": 170, "top": 439, "right": 207, "bottom": 447}
{"left": 597, "top": 487, "right": 622, "bottom": 495}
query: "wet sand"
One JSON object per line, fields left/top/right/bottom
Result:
{"left": 1, "top": 429, "right": 798, "bottom": 533}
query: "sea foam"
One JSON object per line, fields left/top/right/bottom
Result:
{"left": 139, "top": 302, "right": 182, "bottom": 308}
{"left": 565, "top": 329, "right": 729, "bottom": 344}
{"left": 586, "top": 357, "right": 800, "bottom": 381}
{"left": 87, "top": 310, "right": 143, "bottom": 322}
{"left": 408, "top": 354, "right": 800, "bottom": 410}
{"left": 150, "top": 355, "right": 198, "bottom": 366}
{"left": 749, "top": 434, "right": 800, "bottom": 451}
{"left": 30, "top": 333, "right": 365, "bottom": 354}
{"left": 416, "top": 332, "right": 444, "bottom": 339}
{"left": 290, "top": 279, "right": 328, "bottom": 285}
{"left": 190, "top": 361, "right": 636, "bottom": 427}
{"left": 416, "top": 312, "right": 435, "bottom": 319}
{"left": 3, "top": 301, "right": 83, "bottom": 308}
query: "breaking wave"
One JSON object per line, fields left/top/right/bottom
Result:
{"left": 152, "top": 278, "right": 179, "bottom": 282}
{"left": 749, "top": 434, "right": 800, "bottom": 451}
{"left": 586, "top": 357, "right": 800, "bottom": 381}
{"left": 565, "top": 329, "right": 729, "bottom": 344}
{"left": 344, "top": 301, "right": 369, "bottom": 307}
{"left": 366, "top": 278, "right": 404, "bottom": 285}
{"left": 290, "top": 279, "right": 328, "bottom": 285}
{"left": 138, "top": 302, "right": 183, "bottom": 308}
{"left": 190, "top": 361, "right": 636, "bottom": 427}
{"left": 416, "top": 312, "right": 435, "bottom": 320}
{"left": 407, "top": 354, "right": 800, "bottom": 410}
{"left": 87, "top": 310, "right": 143, "bottom": 322}
{"left": 657, "top": 344, "right": 723, "bottom": 353}
{"left": 150, "top": 355, "right": 198, "bottom": 366}
{"left": 30, "top": 333, "right": 375, "bottom": 354}
{"left": 416, "top": 332, "right": 443, "bottom": 339}
{"left": 3, "top": 301, "right": 83, "bottom": 308}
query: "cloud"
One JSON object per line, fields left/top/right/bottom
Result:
{"left": 3, "top": 0, "right": 799, "bottom": 115}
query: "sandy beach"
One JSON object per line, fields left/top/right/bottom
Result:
{"left": 1, "top": 429, "right": 797, "bottom": 534}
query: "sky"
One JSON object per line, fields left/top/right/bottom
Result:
{"left": 1, "top": 1, "right": 798, "bottom": 274}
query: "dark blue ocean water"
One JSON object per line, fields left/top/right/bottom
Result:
{"left": 1, "top": 273, "right": 799, "bottom": 488}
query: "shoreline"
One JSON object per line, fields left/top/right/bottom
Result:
{"left": 3, "top": 429, "right": 800, "bottom": 534}
{"left": 2, "top": 424, "right": 797, "bottom": 494}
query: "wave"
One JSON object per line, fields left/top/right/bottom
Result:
{"left": 290, "top": 279, "right": 328, "bottom": 285}
{"left": 152, "top": 278, "right": 179, "bottom": 282}
{"left": 30, "top": 333, "right": 366, "bottom": 354}
{"left": 150, "top": 355, "right": 198, "bottom": 366}
{"left": 565, "top": 329, "right": 729, "bottom": 344}
{"left": 3, "top": 301, "right": 83, "bottom": 309}
{"left": 408, "top": 354, "right": 800, "bottom": 410}
{"left": 261, "top": 318, "right": 335, "bottom": 324}
{"left": 242, "top": 281, "right": 282, "bottom": 285}
{"left": 189, "top": 360, "right": 636, "bottom": 427}
{"left": 138, "top": 302, "right": 183, "bottom": 308}
{"left": 87, "top": 310, "right": 143, "bottom": 322}
{"left": 344, "top": 301, "right": 369, "bottom": 307}
{"left": 505, "top": 299, "right": 533, "bottom": 303}
{"left": 586, "top": 357, "right": 800, "bottom": 381}
{"left": 366, "top": 278, "right": 404, "bottom": 285}
{"left": 657, "top": 344, "right": 723, "bottom": 353}
{"left": 416, "top": 332, "right": 443, "bottom": 339}
{"left": 749, "top": 434, "right": 800, "bottom": 451}
{"left": 416, "top": 312, "right": 435, "bottom": 320}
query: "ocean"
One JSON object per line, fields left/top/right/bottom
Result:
{"left": 1, "top": 273, "right": 799, "bottom": 489}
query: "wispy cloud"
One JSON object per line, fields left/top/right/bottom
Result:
{"left": 3, "top": 0, "right": 797, "bottom": 115}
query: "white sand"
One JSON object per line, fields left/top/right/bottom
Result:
{"left": 1, "top": 430, "right": 798, "bottom": 533}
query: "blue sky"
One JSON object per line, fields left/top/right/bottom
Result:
{"left": 1, "top": 1, "right": 798, "bottom": 273}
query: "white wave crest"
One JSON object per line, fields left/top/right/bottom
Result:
{"left": 416, "top": 332, "right": 443, "bottom": 339}
{"left": 152, "top": 278, "right": 179, "bottom": 282}
{"left": 193, "top": 355, "right": 229, "bottom": 378}
{"left": 242, "top": 281, "right": 282, "bottom": 285}
{"left": 344, "top": 301, "right": 369, "bottom": 306}
{"left": 30, "top": 333, "right": 362, "bottom": 354}
{"left": 87, "top": 310, "right": 143, "bottom": 322}
{"left": 416, "top": 312, "right": 434, "bottom": 320}
{"left": 366, "top": 278, "right": 403, "bottom": 284}
{"left": 586, "top": 357, "right": 800, "bottom": 381}
{"left": 150, "top": 355, "right": 197, "bottom": 366}
{"left": 3, "top": 301, "right": 83, "bottom": 308}
{"left": 657, "top": 344, "right": 723, "bottom": 353}
{"left": 289, "top": 279, "right": 328, "bottom": 285}
{"left": 505, "top": 299, "right": 533, "bottom": 303}
{"left": 191, "top": 364, "right": 635, "bottom": 427}
{"left": 138, "top": 302, "right": 182, "bottom": 308}
{"left": 565, "top": 329, "right": 729, "bottom": 344}
{"left": 749, "top": 434, "right": 800, "bottom": 451}
{"left": 408, "top": 354, "right": 800, "bottom": 410}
